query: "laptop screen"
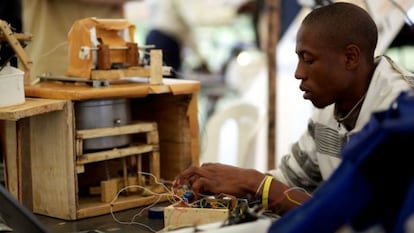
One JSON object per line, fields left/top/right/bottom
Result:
{"left": 0, "top": 185, "right": 49, "bottom": 233}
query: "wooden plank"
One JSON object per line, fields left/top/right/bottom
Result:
{"left": 76, "top": 165, "right": 85, "bottom": 174}
{"left": 121, "top": 158, "right": 129, "bottom": 195}
{"left": 149, "top": 49, "right": 163, "bottom": 84}
{"left": 30, "top": 101, "right": 77, "bottom": 220}
{"left": 76, "top": 191, "right": 169, "bottom": 219}
{"left": 76, "top": 145, "right": 157, "bottom": 165}
{"left": 149, "top": 151, "right": 160, "bottom": 185}
{"left": 0, "top": 98, "right": 67, "bottom": 121}
{"left": 76, "top": 122, "right": 156, "bottom": 139}
{"left": 266, "top": 0, "right": 280, "bottom": 170}
{"left": 91, "top": 67, "right": 151, "bottom": 80}
{"left": 127, "top": 176, "right": 140, "bottom": 193}
{"left": 0, "top": 33, "right": 32, "bottom": 41}
{"left": 2, "top": 108, "right": 61, "bottom": 211}
{"left": 147, "top": 130, "right": 159, "bottom": 145}
{"left": 17, "top": 118, "right": 33, "bottom": 209}
{"left": 188, "top": 93, "right": 199, "bottom": 167}
{"left": 25, "top": 79, "right": 200, "bottom": 100}
{"left": 2, "top": 121, "right": 18, "bottom": 197}
{"left": 75, "top": 138, "right": 83, "bottom": 157}
{"left": 101, "top": 179, "right": 119, "bottom": 203}
{"left": 0, "top": 20, "right": 32, "bottom": 85}
{"left": 164, "top": 201, "right": 229, "bottom": 230}
{"left": 137, "top": 155, "right": 142, "bottom": 186}
{"left": 90, "top": 66, "right": 170, "bottom": 81}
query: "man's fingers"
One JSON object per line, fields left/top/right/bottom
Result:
{"left": 179, "top": 165, "right": 199, "bottom": 178}
{"left": 190, "top": 176, "right": 217, "bottom": 197}
{"left": 174, "top": 164, "right": 222, "bottom": 196}
{"left": 173, "top": 166, "right": 199, "bottom": 187}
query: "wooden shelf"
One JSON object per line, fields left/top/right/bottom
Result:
{"left": 0, "top": 98, "right": 67, "bottom": 121}
{"left": 75, "top": 121, "right": 159, "bottom": 164}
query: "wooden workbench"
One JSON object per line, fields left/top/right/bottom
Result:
{"left": 2, "top": 78, "right": 200, "bottom": 220}
{"left": 25, "top": 78, "right": 199, "bottom": 100}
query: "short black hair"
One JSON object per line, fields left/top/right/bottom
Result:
{"left": 301, "top": 2, "right": 378, "bottom": 62}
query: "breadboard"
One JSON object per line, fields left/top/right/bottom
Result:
{"left": 164, "top": 201, "right": 229, "bottom": 230}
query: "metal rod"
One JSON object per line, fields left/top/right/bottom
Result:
{"left": 85, "top": 44, "right": 156, "bottom": 51}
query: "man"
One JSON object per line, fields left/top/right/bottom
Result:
{"left": 173, "top": 2, "right": 414, "bottom": 215}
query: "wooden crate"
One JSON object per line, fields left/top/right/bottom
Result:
{"left": 3, "top": 79, "right": 201, "bottom": 220}
{"left": 164, "top": 201, "right": 229, "bottom": 230}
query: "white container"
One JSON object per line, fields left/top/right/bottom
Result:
{"left": 0, "top": 65, "right": 25, "bottom": 108}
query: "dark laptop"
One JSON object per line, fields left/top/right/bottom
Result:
{"left": 0, "top": 185, "right": 49, "bottom": 233}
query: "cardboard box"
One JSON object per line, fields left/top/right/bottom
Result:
{"left": 164, "top": 201, "right": 229, "bottom": 230}
{"left": 0, "top": 66, "right": 25, "bottom": 108}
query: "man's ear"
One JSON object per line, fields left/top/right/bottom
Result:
{"left": 344, "top": 44, "right": 360, "bottom": 70}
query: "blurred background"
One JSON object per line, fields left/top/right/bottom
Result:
{"left": 123, "top": 0, "right": 414, "bottom": 172}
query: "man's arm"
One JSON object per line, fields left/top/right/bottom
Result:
{"left": 173, "top": 163, "right": 312, "bottom": 215}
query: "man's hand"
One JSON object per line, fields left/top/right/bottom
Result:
{"left": 173, "top": 163, "right": 265, "bottom": 199}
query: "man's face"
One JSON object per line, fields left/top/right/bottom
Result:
{"left": 294, "top": 24, "right": 350, "bottom": 108}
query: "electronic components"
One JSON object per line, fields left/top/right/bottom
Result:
{"left": 182, "top": 191, "right": 194, "bottom": 203}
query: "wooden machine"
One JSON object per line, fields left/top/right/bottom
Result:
{"left": 40, "top": 17, "right": 170, "bottom": 86}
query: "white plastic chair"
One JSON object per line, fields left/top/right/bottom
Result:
{"left": 199, "top": 102, "right": 261, "bottom": 168}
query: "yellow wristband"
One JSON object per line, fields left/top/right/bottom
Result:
{"left": 262, "top": 175, "right": 273, "bottom": 209}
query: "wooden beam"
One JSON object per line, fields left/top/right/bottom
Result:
{"left": 0, "top": 20, "right": 33, "bottom": 85}
{"left": 266, "top": 0, "right": 280, "bottom": 170}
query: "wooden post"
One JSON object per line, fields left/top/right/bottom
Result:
{"left": 126, "top": 42, "right": 139, "bottom": 67}
{"left": 149, "top": 49, "right": 163, "bottom": 84}
{"left": 266, "top": 0, "right": 280, "bottom": 170}
{"left": 97, "top": 44, "right": 111, "bottom": 70}
{"left": 0, "top": 20, "right": 33, "bottom": 85}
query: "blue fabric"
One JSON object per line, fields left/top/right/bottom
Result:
{"left": 268, "top": 90, "right": 414, "bottom": 233}
{"left": 393, "top": 180, "right": 414, "bottom": 233}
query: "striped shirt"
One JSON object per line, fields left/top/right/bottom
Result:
{"left": 267, "top": 56, "right": 414, "bottom": 193}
